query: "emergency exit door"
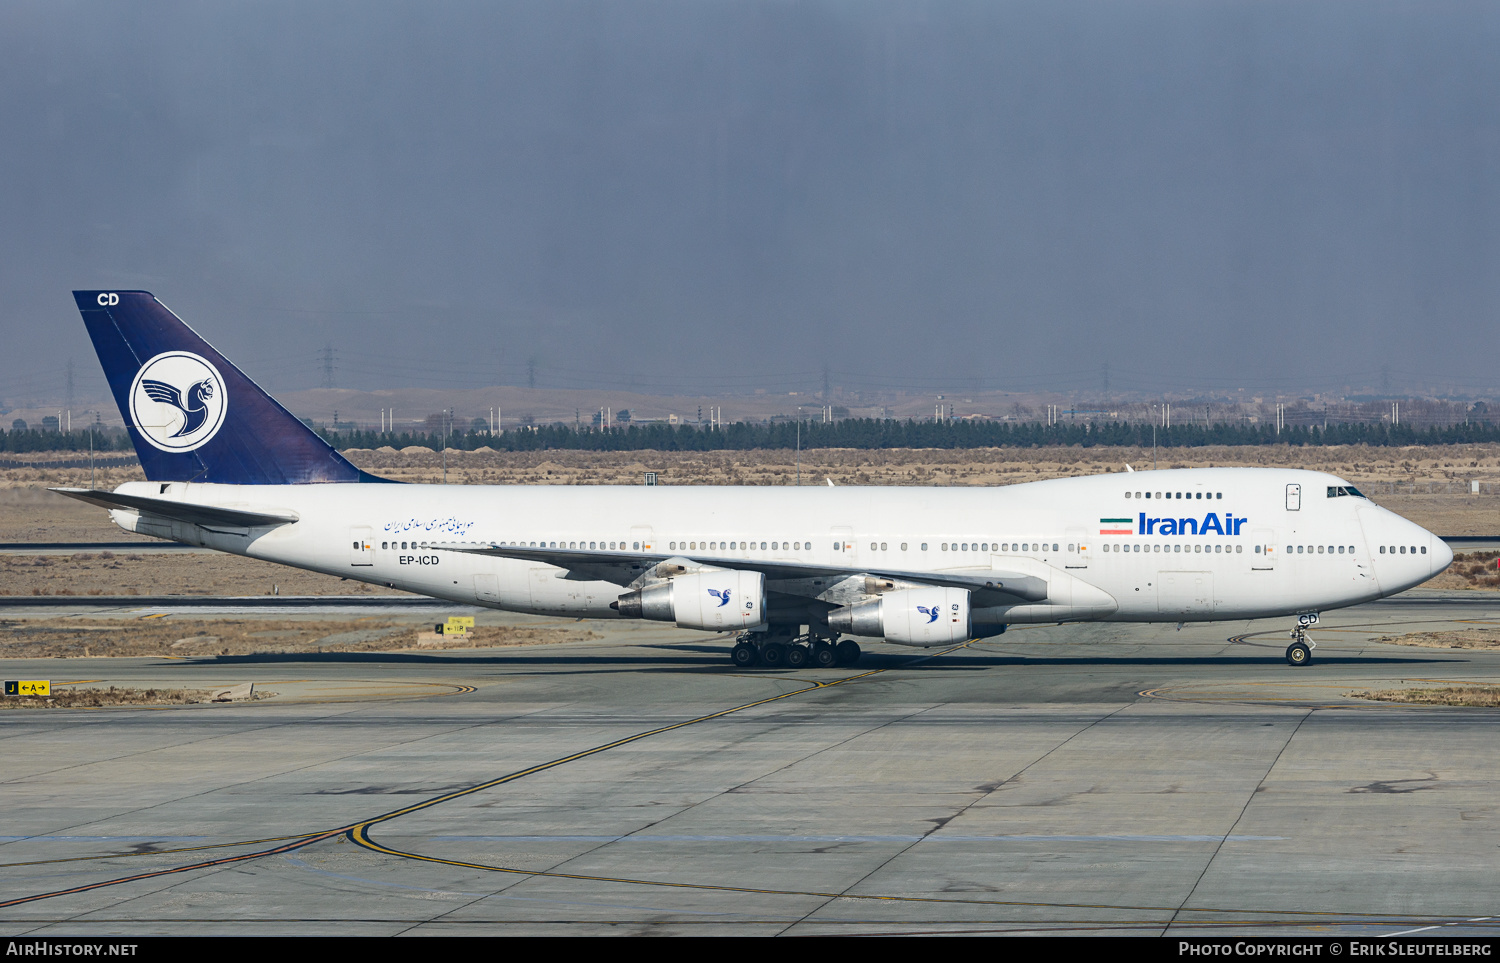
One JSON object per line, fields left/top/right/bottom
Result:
{"left": 1251, "top": 528, "right": 1275, "bottom": 570}
{"left": 831, "top": 526, "right": 854, "bottom": 563}
{"left": 1066, "top": 527, "right": 1090, "bottom": 568}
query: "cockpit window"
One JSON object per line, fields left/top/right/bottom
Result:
{"left": 1327, "top": 486, "right": 1366, "bottom": 499}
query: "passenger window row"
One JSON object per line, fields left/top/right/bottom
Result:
{"left": 1378, "top": 545, "right": 1425, "bottom": 555}
{"left": 1126, "top": 491, "right": 1222, "bottom": 500}
{"left": 376, "top": 539, "right": 1062, "bottom": 555}
{"left": 1105, "top": 543, "right": 1243, "bottom": 554}
{"left": 661, "top": 540, "right": 1073, "bottom": 554}
{"left": 494, "top": 541, "right": 640, "bottom": 549}
{"left": 669, "top": 541, "right": 806, "bottom": 551}
{"left": 1288, "top": 545, "right": 1358, "bottom": 554}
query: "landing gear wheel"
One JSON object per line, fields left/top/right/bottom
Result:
{"left": 812, "top": 642, "right": 838, "bottom": 669}
{"left": 731, "top": 642, "right": 759, "bottom": 668}
{"left": 761, "top": 642, "right": 787, "bottom": 667}
{"left": 1286, "top": 641, "right": 1311, "bottom": 666}
{"left": 785, "top": 644, "right": 810, "bottom": 668}
{"left": 835, "top": 639, "right": 861, "bottom": 665}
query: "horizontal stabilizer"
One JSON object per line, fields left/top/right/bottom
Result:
{"left": 431, "top": 542, "right": 1049, "bottom": 601}
{"left": 50, "top": 488, "right": 299, "bottom": 530}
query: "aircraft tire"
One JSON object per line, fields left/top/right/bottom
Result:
{"left": 835, "top": 639, "right": 861, "bottom": 665}
{"left": 762, "top": 642, "right": 788, "bottom": 667}
{"left": 812, "top": 642, "right": 838, "bottom": 669}
{"left": 731, "top": 642, "right": 759, "bottom": 668}
{"left": 785, "top": 644, "right": 810, "bottom": 668}
{"left": 1285, "top": 641, "right": 1311, "bottom": 667}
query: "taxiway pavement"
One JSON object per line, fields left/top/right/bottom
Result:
{"left": 3, "top": 591, "right": 1499, "bottom": 936}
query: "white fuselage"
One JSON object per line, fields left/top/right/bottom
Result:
{"left": 107, "top": 467, "right": 1451, "bottom": 628}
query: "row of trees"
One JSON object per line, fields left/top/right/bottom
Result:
{"left": 316, "top": 418, "right": 1500, "bottom": 452}
{"left": 10, "top": 419, "right": 1500, "bottom": 455}
{"left": 0, "top": 427, "right": 132, "bottom": 454}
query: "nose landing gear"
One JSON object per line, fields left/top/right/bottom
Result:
{"left": 1286, "top": 613, "right": 1318, "bottom": 666}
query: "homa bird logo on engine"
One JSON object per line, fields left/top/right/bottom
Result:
{"left": 707, "top": 588, "right": 732, "bottom": 607}
{"left": 128, "top": 351, "right": 228, "bottom": 452}
{"left": 916, "top": 605, "right": 940, "bottom": 623}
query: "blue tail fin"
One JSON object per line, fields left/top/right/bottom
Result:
{"left": 74, "top": 290, "right": 383, "bottom": 485}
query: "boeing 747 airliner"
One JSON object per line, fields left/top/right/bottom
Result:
{"left": 59, "top": 291, "right": 1453, "bottom": 668}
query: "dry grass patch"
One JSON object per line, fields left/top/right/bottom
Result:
{"left": 0, "top": 551, "right": 405, "bottom": 598}
{"left": 1, "top": 686, "right": 211, "bottom": 709}
{"left": 1372, "top": 628, "right": 1500, "bottom": 649}
{"left": 0, "top": 618, "right": 598, "bottom": 658}
{"left": 1424, "top": 551, "right": 1500, "bottom": 591}
{"left": 10, "top": 443, "right": 1500, "bottom": 545}
{"left": 410, "top": 625, "right": 600, "bottom": 649}
{"left": 1351, "top": 686, "right": 1500, "bottom": 707}
{"left": 334, "top": 444, "right": 1500, "bottom": 535}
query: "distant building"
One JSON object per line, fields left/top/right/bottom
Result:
{"left": 10, "top": 419, "right": 25, "bottom": 431}
{"left": 40, "top": 416, "right": 59, "bottom": 432}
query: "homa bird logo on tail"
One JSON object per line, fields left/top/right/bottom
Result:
{"left": 128, "top": 351, "right": 227, "bottom": 452}
{"left": 142, "top": 378, "right": 214, "bottom": 436}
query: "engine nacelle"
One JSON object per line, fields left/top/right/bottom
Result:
{"left": 614, "top": 570, "right": 766, "bottom": 631}
{"left": 827, "top": 587, "right": 972, "bottom": 646}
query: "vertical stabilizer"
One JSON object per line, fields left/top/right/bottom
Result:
{"left": 73, "top": 290, "right": 372, "bottom": 484}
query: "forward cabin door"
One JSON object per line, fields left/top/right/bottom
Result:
{"left": 350, "top": 527, "right": 374, "bottom": 566}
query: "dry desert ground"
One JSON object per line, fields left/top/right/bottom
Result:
{"left": 2, "top": 444, "right": 1498, "bottom": 601}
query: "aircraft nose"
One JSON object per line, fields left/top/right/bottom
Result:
{"left": 1432, "top": 536, "right": 1454, "bottom": 576}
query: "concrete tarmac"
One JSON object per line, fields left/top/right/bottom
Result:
{"left": 3, "top": 591, "right": 1500, "bottom": 936}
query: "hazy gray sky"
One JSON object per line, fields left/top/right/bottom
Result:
{"left": 2, "top": 1, "right": 1498, "bottom": 405}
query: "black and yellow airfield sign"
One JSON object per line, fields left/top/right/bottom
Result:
{"left": 436, "top": 617, "right": 475, "bottom": 637}
{"left": 4, "top": 680, "right": 50, "bottom": 697}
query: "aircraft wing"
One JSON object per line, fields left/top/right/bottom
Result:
{"left": 430, "top": 542, "right": 1049, "bottom": 603}
{"left": 50, "top": 488, "right": 299, "bottom": 531}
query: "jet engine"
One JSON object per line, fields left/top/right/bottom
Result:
{"left": 827, "top": 586, "right": 972, "bottom": 646}
{"left": 613, "top": 570, "right": 766, "bottom": 631}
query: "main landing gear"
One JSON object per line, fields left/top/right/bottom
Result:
{"left": 1286, "top": 612, "right": 1318, "bottom": 667}
{"left": 731, "top": 632, "right": 861, "bottom": 669}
